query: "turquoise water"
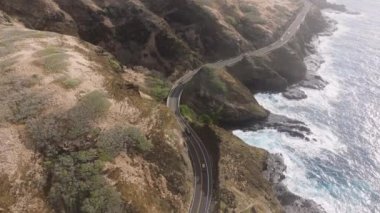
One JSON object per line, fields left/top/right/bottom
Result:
{"left": 234, "top": 1, "right": 380, "bottom": 212}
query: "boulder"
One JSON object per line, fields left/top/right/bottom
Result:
{"left": 283, "top": 88, "right": 307, "bottom": 100}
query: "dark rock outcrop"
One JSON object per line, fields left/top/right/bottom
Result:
{"left": 282, "top": 74, "right": 328, "bottom": 100}
{"left": 309, "top": 0, "right": 347, "bottom": 12}
{"left": 299, "top": 74, "right": 328, "bottom": 90}
{"left": 283, "top": 88, "right": 308, "bottom": 100}
{"left": 264, "top": 154, "right": 326, "bottom": 213}
{"left": 243, "top": 114, "right": 312, "bottom": 141}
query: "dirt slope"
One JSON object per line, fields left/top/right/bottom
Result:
{"left": 0, "top": 20, "right": 191, "bottom": 212}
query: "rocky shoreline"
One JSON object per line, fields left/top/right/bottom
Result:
{"left": 205, "top": 1, "right": 353, "bottom": 211}
{"left": 264, "top": 153, "right": 326, "bottom": 213}
{"left": 239, "top": 15, "right": 339, "bottom": 142}
{"left": 246, "top": 3, "right": 347, "bottom": 213}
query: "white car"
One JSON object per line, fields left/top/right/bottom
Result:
{"left": 201, "top": 163, "right": 206, "bottom": 170}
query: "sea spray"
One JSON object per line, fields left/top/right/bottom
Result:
{"left": 234, "top": 1, "right": 380, "bottom": 212}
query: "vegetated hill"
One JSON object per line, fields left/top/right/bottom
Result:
{"left": 0, "top": 0, "right": 332, "bottom": 212}
{"left": 227, "top": 6, "right": 328, "bottom": 94}
{"left": 0, "top": 19, "right": 192, "bottom": 212}
{"left": 181, "top": 66, "right": 268, "bottom": 125}
{"left": 0, "top": 0, "right": 302, "bottom": 78}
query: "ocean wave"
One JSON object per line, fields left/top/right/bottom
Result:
{"left": 235, "top": 1, "right": 380, "bottom": 212}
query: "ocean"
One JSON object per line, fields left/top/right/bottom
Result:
{"left": 233, "top": 0, "right": 380, "bottom": 212}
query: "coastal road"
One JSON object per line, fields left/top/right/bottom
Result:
{"left": 167, "top": 1, "right": 312, "bottom": 213}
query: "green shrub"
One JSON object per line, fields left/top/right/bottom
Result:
{"left": 34, "top": 47, "right": 70, "bottom": 73}
{"left": 97, "top": 126, "right": 131, "bottom": 161}
{"left": 25, "top": 90, "right": 124, "bottom": 213}
{"left": 35, "top": 47, "right": 66, "bottom": 57}
{"left": 27, "top": 90, "right": 110, "bottom": 155}
{"left": 202, "top": 66, "right": 227, "bottom": 94}
{"left": 58, "top": 76, "right": 82, "bottom": 89}
{"left": 109, "top": 58, "right": 123, "bottom": 73}
{"left": 244, "top": 14, "right": 266, "bottom": 25}
{"left": 180, "top": 105, "right": 197, "bottom": 123}
{"left": 225, "top": 16, "right": 238, "bottom": 26}
{"left": 126, "top": 127, "right": 153, "bottom": 152}
{"left": 81, "top": 186, "right": 124, "bottom": 213}
{"left": 42, "top": 53, "right": 70, "bottom": 73}
{"left": 47, "top": 151, "right": 124, "bottom": 213}
{"left": 239, "top": 4, "right": 266, "bottom": 25}
{"left": 76, "top": 90, "right": 111, "bottom": 117}
{"left": 199, "top": 114, "right": 213, "bottom": 124}
{"left": 146, "top": 77, "right": 170, "bottom": 101}
{"left": 8, "top": 91, "right": 46, "bottom": 123}
{"left": 239, "top": 4, "right": 259, "bottom": 14}
{"left": 97, "top": 126, "right": 153, "bottom": 160}
{"left": 180, "top": 104, "right": 222, "bottom": 125}
{"left": 64, "top": 91, "right": 110, "bottom": 140}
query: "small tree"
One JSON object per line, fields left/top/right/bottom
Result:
{"left": 97, "top": 126, "right": 132, "bottom": 161}
{"left": 127, "top": 127, "right": 153, "bottom": 152}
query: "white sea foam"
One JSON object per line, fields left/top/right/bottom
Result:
{"left": 233, "top": 129, "right": 340, "bottom": 212}
{"left": 235, "top": 6, "right": 353, "bottom": 213}
{"left": 235, "top": 0, "right": 380, "bottom": 212}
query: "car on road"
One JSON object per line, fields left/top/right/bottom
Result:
{"left": 201, "top": 163, "right": 206, "bottom": 170}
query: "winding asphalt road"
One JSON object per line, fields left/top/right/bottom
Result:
{"left": 167, "top": 1, "right": 312, "bottom": 212}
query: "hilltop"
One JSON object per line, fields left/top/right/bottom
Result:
{"left": 0, "top": 0, "right": 344, "bottom": 212}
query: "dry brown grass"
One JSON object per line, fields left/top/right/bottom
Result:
{"left": 117, "top": 181, "right": 173, "bottom": 213}
{"left": 0, "top": 22, "right": 192, "bottom": 213}
{"left": 0, "top": 174, "right": 16, "bottom": 211}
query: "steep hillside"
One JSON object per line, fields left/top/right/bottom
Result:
{"left": 193, "top": 125, "right": 284, "bottom": 212}
{"left": 0, "top": 0, "right": 338, "bottom": 212}
{"left": 0, "top": 20, "right": 192, "bottom": 212}
{"left": 181, "top": 66, "right": 268, "bottom": 125}
{"left": 227, "top": 6, "right": 328, "bottom": 94}
{"left": 0, "top": 0, "right": 303, "bottom": 78}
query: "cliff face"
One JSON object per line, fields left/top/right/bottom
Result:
{"left": 182, "top": 66, "right": 268, "bottom": 125}
{"left": 227, "top": 6, "right": 328, "bottom": 94}
{"left": 180, "top": 2, "right": 333, "bottom": 212}
{"left": 193, "top": 125, "right": 284, "bottom": 212}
